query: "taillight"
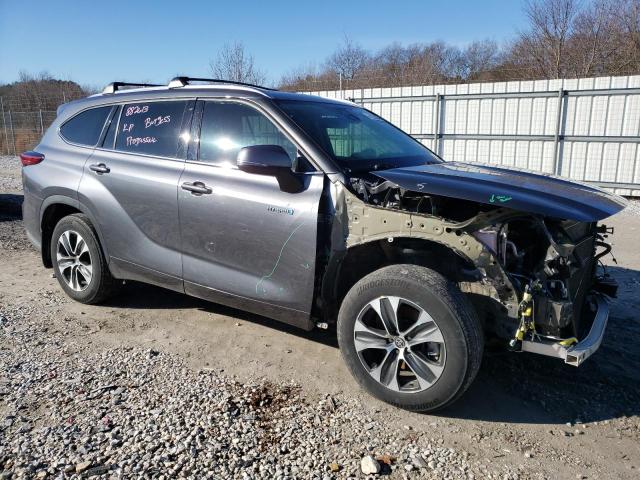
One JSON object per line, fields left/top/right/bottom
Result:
{"left": 20, "top": 151, "right": 45, "bottom": 166}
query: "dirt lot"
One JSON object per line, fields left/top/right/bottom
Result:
{"left": 1, "top": 155, "right": 639, "bottom": 479}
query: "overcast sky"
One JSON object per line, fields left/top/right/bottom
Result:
{"left": 0, "top": 0, "right": 527, "bottom": 88}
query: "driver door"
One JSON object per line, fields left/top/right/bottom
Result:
{"left": 178, "top": 99, "right": 324, "bottom": 328}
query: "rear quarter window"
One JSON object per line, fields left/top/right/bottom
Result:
{"left": 114, "top": 101, "right": 187, "bottom": 158}
{"left": 60, "top": 106, "right": 112, "bottom": 146}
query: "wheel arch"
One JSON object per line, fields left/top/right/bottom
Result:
{"left": 321, "top": 236, "right": 479, "bottom": 324}
{"left": 40, "top": 196, "right": 108, "bottom": 268}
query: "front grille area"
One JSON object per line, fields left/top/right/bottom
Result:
{"left": 533, "top": 221, "right": 598, "bottom": 337}
{"left": 563, "top": 221, "right": 597, "bottom": 335}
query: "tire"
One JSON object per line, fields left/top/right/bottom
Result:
{"left": 50, "top": 213, "right": 116, "bottom": 304}
{"left": 337, "top": 264, "right": 483, "bottom": 412}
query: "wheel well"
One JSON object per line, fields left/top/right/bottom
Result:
{"left": 41, "top": 204, "right": 82, "bottom": 268}
{"left": 325, "top": 238, "right": 477, "bottom": 322}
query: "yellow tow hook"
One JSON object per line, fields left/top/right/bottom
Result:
{"left": 558, "top": 337, "right": 578, "bottom": 347}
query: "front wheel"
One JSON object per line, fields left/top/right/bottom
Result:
{"left": 337, "top": 264, "right": 483, "bottom": 412}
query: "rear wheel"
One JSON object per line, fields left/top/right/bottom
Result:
{"left": 51, "top": 213, "right": 116, "bottom": 304}
{"left": 337, "top": 264, "right": 483, "bottom": 412}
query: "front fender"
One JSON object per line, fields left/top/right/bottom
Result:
{"left": 342, "top": 185, "right": 520, "bottom": 320}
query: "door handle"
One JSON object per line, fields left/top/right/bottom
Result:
{"left": 89, "top": 163, "right": 110, "bottom": 174}
{"left": 181, "top": 181, "right": 212, "bottom": 195}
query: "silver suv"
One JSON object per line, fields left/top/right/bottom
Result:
{"left": 22, "top": 77, "right": 626, "bottom": 411}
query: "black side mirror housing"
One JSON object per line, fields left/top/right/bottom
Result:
{"left": 237, "top": 145, "right": 305, "bottom": 193}
{"left": 237, "top": 145, "right": 293, "bottom": 176}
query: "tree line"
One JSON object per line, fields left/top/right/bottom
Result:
{"left": 278, "top": 0, "right": 640, "bottom": 90}
{"left": 0, "top": 71, "right": 89, "bottom": 112}
{"left": 2, "top": 0, "right": 639, "bottom": 113}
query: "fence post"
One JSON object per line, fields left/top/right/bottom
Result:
{"left": 553, "top": 88, "right": 567, "bottom": 175}
{"left": 1, "top": 97, "right": 9, "bottom": 155}
{"left": 434, "top": 93, "right": 442, "bottom": 156}
{"left": 39, "top": 109, "right": 44, "bottom": 134}
{"left": 8, "top": 110, "right": 16, "bottom": 155}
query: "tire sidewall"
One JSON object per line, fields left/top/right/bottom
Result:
{"left": 337, "top": 266, "right": 471, "bottom": 411}
{"left": 50, "top": 215, "right": 104, "bottom": 303}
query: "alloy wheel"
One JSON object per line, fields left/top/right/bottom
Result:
{"left": 56, "top": 230, "right": 92, "bottom": 291}
{"left": 354, "top": 296, "right": 446, "bottom": 393}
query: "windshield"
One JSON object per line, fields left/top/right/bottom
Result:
{"left": 276, "top": 100, "right": 441, "bottom": 172}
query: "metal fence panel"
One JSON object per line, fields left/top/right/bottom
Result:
{"left": 309, "top": 75, "right": 640, "bottom": 196}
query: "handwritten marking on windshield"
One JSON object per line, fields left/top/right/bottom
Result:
{"left": 489, "top": 194, "right": 512, "bottom": 203}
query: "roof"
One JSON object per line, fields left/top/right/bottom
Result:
{"left": 91, "top": 76, "right": 353, "bottom": 104}
{"left": 58, "top": 78, "right": 355, "bottom": 117}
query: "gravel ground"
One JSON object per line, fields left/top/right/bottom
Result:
{"left": 0, "top": 157, "right": 22, "bottom": 193}
{"left": 1, "top": 155, "right": 639, "bottom": 479}
{"left": 0, "top": 303, "right": 512, "bottom": 480}
{"left": 0, "top": 156, "right": 25, "bottom": 253}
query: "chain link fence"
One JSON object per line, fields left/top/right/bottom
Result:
{"left": 0, "top": 83, "right": 86, "bottom": 155}
{"left": 0, "top": 107, "right": 57, "bottom": 154}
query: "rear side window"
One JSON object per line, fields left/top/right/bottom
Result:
{"left": 198, "top": 101, "right": 297, "bottom": 166}
{"left": 60, "top": 106, "right": 112, "bottom": 146}
{"left": 115, "top": 101, "right": 187, "bottom": 158}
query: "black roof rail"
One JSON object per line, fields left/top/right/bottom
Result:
{"left": 102, "top": 82, "right": 162, "bottom": 94}
{"left": 168, "top": 76, "right": 277, "bottom": 91}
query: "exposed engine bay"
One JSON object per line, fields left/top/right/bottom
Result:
{"left": 346, "top": 174, "right": 619, "bottom": 362}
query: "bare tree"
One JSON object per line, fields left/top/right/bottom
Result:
{"left": 280, "top": 64, "right": 329, "bottom": 91}
{"left": 7, "top": 71, "right": 84, "bottom": 111}
{"left": 278, "top": 0, "right": 640, "bottom": 91}
{"left": 209, "top": 42, "right": 266, "bottom": 85}
{"left": 518, "top": 0, "right": 581, "bottom": 78}
{"left": 325, "top": 36, "right": 370, "bottom": 81}
{"left": 365, "top": 42, "right": 457, "bottom": 87}
{"left": 460, "top": 40, "right": 504, "bottom": 80}
{"left": 615, "top": 0, "right": 640, "bottom": 71}
{"left": 367, "top": 43, "right": 415, "bottom": 86}
{"left": 567, "top": 0, "right": 620, "bottom": 76}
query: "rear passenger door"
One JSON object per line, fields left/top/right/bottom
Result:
{"left": 178, "top": 99, "right": 324, "bottom": 326}
{"left": 78, "top": 99, "right": 194, "bottom": 291}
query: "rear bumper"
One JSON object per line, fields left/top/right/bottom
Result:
{"left": 521, "top": 293, "right": 609, "bottom": 366}
{"left": 22, "top": 190, "right": 42, "bottom": 251}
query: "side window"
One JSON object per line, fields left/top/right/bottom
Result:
{"left": 60, "top": 106, "right": 112, "bottom": 146}
{"left": 115, "top": 101, "right": 187, "bottom": 157}
{"left": 198, "top": 102, "right": 297, "bottom": 166}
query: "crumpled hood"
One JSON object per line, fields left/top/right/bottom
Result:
{"left": 374, "top": 162, "right": 628, "bottom": 222}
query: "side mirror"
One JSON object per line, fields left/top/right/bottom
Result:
{"left": 237, "top": 145, "right": 293, "bottom": 176}
{"left": 237, "top": 144, "right": 305, "bottom": 193}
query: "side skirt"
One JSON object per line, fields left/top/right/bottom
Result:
{"left": 185, "top": 280, "right": 315, "bottom": 331}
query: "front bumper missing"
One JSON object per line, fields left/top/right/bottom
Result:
{"left": 521, "top": 294, "right": 609, "bottom": 366}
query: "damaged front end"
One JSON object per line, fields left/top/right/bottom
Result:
{"left": 341, "top": 163, "right": 627, "bottom": 366}
{"left": 473, "top": 217, "right": 617, "bottom": 366}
